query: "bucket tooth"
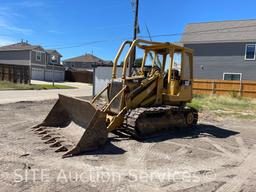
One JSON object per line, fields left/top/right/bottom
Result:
{"left": 44, "top": 138, "right": 57, "bottom": 144}
{"left": 32, "top": 124, "right": 44, "bottom": 129}
{"left": 38, "top": 130, "right": 48, "bottom": 135}
{"left": 55, "top": 146, "right": 69, "bottom": 153}
{"left": 34, "top": 127, "right": 45, "bottom": 132}
{"left": 50, "top": 141, "right": 62, "bottom": 148}
{"left": 42, "top": 134, "right": 51, "bottom": 140}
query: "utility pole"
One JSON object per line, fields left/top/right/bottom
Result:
{"left": 128, "top": 0, "right": 139, "bottom": 76}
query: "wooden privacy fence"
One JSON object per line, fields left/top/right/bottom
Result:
{"left": 193, "top": 79, "right": 256, "bottom": 98}
{"left": 0, "top": 64, "right": 30, "bottom": 84}
{"left": 65, "top": 70, "right": 93, "bottom": 84}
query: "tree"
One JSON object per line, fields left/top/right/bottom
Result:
{"left": 119, "top": 57, "right": 143, "bottom": 67}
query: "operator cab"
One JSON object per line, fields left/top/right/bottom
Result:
{"left": 108, "top": 39, "right": 193, "bottom": 111}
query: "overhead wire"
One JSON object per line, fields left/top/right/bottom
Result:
{"left": 138, "top": 24, "right": 256, "bottom": 38}
{"left": 43, "top": 24, "right": 256, "bottom": 50}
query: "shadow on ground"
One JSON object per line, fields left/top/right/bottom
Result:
{"left": 74, "top": 141, "right": 126, "bottom": 157}
{"left": 70, "top": 124, "right": 239, "bottom": 157}
{"left": 142, "top": 123, "right": 239, "bottom": 143}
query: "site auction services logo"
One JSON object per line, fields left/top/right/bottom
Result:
{"left": 13, "top": 167, "right": 216, "bottom": 184}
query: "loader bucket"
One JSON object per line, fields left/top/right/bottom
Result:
{"left": 33, "top": 94, "right": 108, "bottom": 158}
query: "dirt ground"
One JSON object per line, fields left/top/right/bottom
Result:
{"left": 0, "top": 100, "right": 256, "bottom": 192}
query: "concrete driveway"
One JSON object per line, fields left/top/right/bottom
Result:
{"left": 0, "top": 81, "right": 92, "bottom": 104}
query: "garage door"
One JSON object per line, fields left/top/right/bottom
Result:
{"left": 45, "top": 69, "right": 65, "bottom": 82}
{"left": 32, "top": 67, "right": 44, "bottom": 80}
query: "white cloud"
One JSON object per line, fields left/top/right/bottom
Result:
{"left": 0, "top": 6, "right": 33, "bottom": 35}
{"left": 0, "top": 1, "right": 46, "bottom": 36}
{"left": 0, "top": 18, "right": 33, "bottom": 35}
{"left": 0, "top": 7, "right": 23, "bottom": 18}
{"left": 0, "top": 36, "right": 16, "bottom": 46}
{"left": 48, "top": 30, "right": 63, "bottom": 34}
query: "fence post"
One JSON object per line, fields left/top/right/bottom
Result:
{"left": 239, "top": 80, "right": 243, "bottom": 97}
{"left": 8, "top": 66, "right": 11, "bottom": 82}
{"left": 11, "top": 65, "right": 14, "bottom": 82}
{"left": 0, "top": 65, "right": 2, "bottom": 80}
{"left": 212, "top": 80, "right": 216, "bottom": 95}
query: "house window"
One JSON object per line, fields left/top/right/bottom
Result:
{"left": 245, "top": 44, "right": 256, "bottom": 60}
{"left": 223, "top": 73, "right": 242, "bottom": 81}
{"left": 51, "top": 55, "right": 57, "bottom": 64}
{"left": 36, "top": 51, "right": 42, "bottom": 61}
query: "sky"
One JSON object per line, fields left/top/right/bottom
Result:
{"left": 0, "top": 0, "right": 256, "bottom": 60}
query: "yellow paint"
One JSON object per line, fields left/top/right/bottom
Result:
{"left": 92, "top": 39, "right": 194, "bottom": 132}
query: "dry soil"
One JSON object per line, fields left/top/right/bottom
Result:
{"left": 0, "top": 100, "right": 256, "bottom": 192}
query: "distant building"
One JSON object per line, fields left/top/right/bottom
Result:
{"left": 0, "top": 40, "right": 65, "bottom": 82}
{"left": 63, "top": 54, "right": 113, "bottom": 71}
{"left": 181, "top": 19, "right": 256, "bottom": 81}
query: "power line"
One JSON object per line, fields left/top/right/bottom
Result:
{"left": 40, "top": 24, "right": 256, "bottom": 50}
{"left": 139, "top": 24, "right": 256, "bottom": 38}
{"left": 49, "top": 37, "right": 129, "bottom": 50}
{"left": 51, "top": 40, "right": 108, "bottom": 50}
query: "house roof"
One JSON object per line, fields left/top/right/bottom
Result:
{"left": 46, "top": 49, "right": 62, "bottom": 57}
{"left": 63, "top": 54, "right": 112, "bottom": 65}
{"left": 181, "top": 19, "right": 256, "bottom": 44}
{"left": 0, "top": 42, "right": 62, "bottom": 57}
{"left": 0, "top": 42, "right": 43, "bottom": 51}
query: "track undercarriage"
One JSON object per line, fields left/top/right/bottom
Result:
{"left": 115, "top": 105, "right": 198, "bottom": 139}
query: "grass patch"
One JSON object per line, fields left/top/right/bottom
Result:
{"left": 188, "top": 94, "right": 256, "bottom": 120}
{"left": 0, "top": 81, "right": 75, "bottom": 90}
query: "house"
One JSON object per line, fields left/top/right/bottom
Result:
{"left": 63, "top": 54, "right": 113, "bottom": 71}
{"left": 63, "top": 54, "right": 112, "bottom": 83}
{"left": 181, "top": 19, "right": 256, "bottom": 81}
{"left": 0, "top": 40, "right": 65, "bottom": 82}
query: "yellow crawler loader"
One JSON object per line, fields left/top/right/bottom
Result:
{"left": 33, "top": 39, "right": 198, "bottom": 158}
